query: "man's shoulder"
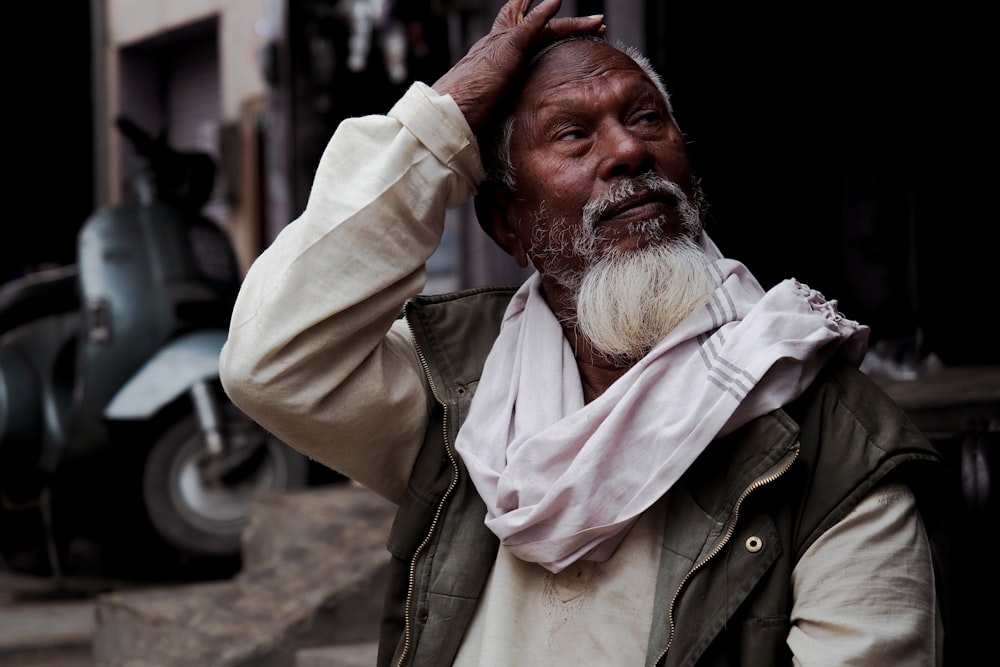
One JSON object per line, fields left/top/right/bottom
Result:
{"left": 404, "top": 285, "right": 520, "bottom": 385}
{"left": 789, "top": 359, "right": 932, "bottom": 452}
{"left": 406, "top": 284, "right": 518, "bottom": 339}
{"left": 408, "top": 284, "right": 519, "bottom": 310}
{"left": 782, "top": 358, "right": 945, "bottom": 553}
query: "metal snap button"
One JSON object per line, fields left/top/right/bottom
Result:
{"left": 745, "top": 536, "right": 763, "bottom": 553}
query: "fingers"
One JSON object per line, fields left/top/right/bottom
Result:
{"left": 432, "top": 0, "right": 606, "bottom": 131}
{"left": 494, "top": 0, "right": 604, "bottom": 44}
{"left": 492, "top": 0, "right": 542, "bottom": 32}
{"left": 513, "top": 0, "right": 536, "bottom": 24}
{"left": 516, "top": 0, "right": 560, "bottom": 29}
{"left": 500, "top": 0, "right": 606, "bottom": 55}
{"left": 543, "top": 15, "right": 607, "bottom": 40}
{"left": 491, "top": 0, "right": 558, "bottom": 37}
{"left": 514, "top": 1, "right": 606, "bottom": 45}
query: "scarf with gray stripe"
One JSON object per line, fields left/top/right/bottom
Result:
{"left": 454, "top": 234, "right": 869, "bottom": 573}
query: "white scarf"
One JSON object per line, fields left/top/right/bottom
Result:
{"left": 454, "top": 236, "right": 869, "bottom": 573}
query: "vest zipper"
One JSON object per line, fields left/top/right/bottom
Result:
{"left": 653, "top": 443, "right": 800, "bottom": 666}
{"left": 395, "top": 311, "right": 461, "bottom": 667}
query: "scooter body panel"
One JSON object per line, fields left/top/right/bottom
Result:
{"left": 104, "top": 329, "right": 227, "bottom": 421}
{"left": 70, "top": 201, "right": 239, "bottom": 452}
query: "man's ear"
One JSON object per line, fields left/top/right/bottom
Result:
{"left": 474, "top": 186, "right": 529, "bottom": 268}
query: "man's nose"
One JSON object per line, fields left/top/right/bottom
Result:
{"left": 597, "top": 123, "right": 652, "bottom": 180}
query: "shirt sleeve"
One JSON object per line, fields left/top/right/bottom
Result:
{"left": 788, "top": 481, "right": 943, "bottom": 666}
{"left": 219, "top": 82, "right": 485, "bottom": 504}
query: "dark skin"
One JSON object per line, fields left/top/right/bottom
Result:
{"left": 435, "top": 1, "right": 697, "bottom": 402}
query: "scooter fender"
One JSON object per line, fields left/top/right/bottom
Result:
{"left": 104, "top": 330, "right": 227, "bottom": 421}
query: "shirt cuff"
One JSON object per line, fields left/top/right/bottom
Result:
{"left": 388, "top": 81, "right": 486, "bottom": 189}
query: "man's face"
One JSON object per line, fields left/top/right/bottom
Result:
{"left": 505, "top": 40, "right": 699, "bottom": 283}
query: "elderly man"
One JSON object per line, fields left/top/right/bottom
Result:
{"left": 220, "top": 1, "right": 944, "bottom": 664}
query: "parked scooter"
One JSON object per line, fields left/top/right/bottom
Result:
{"left": 0, "top": 117, "right": 310, "bottom": 579}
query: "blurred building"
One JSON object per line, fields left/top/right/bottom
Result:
{"left": 88, "top": 0, "right": 645, "bottom": 295}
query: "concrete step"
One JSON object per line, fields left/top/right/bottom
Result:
{"left": 92, "top": 483, "right": 394, "bottom": 666}
{"left": 295, "top": 641, "right": 378, "bottom": 667}
{"left": 0, "top": 598, "right": 95, "bottom": 654}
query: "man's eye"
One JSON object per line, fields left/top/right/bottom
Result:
{"left": 633, "top": 110, "right": 662, "bottom": 125}
{"left": 556, "top": 128, "right": 586, "bottom": 141}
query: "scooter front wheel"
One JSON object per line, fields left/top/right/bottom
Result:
{"left": 142, "top": 403, "right": 309, "bottom": 559}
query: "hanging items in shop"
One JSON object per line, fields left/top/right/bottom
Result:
{"left": 336, "top": 0, "right": 408, "bottom": 84}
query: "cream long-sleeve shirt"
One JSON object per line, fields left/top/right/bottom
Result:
{"left": 222, "top": 81, "right": 482, "bottom": 503}
{"left": 219, "top": 82, "right": 942, "bottom": 666}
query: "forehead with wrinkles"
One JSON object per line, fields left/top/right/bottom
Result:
{"left": 516, "top": 37, "right": 672, "bottom": 114}
{"left": 523, "top": 41, "right": 639, "bottom": 93}
{"left": 513, "top": 42, "right": 653, "bottom": 137}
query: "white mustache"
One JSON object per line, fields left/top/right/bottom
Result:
{"left": 582, "top": 173, "right": 688, "bottom": 230}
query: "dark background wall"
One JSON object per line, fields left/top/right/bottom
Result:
{"left": 646, "top": 4, "right": 997, "bottom": 365}
{"left": 4, "top": 3, "right": 95, "bottom": 284}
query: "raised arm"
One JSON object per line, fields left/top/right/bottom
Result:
{"left": 219, "top": 0, "right": 605, "bottom": 503}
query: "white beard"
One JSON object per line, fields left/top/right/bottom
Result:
{"left": 526, "top": 174, "right": 716, "bottom": 364}
{"left": 575, "top": 235, "right": 716, "bottom": 365}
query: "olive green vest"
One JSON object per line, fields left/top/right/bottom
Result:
{"left": 378, "top": 286, "right": 944, "bottom": 667}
